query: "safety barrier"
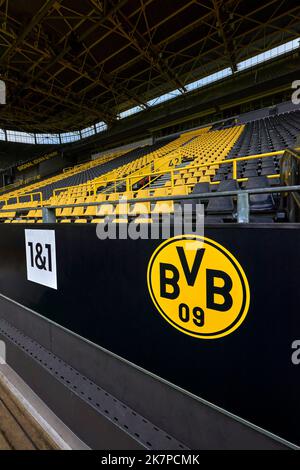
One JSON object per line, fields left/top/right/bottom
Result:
{"left": 52, "top": 149, "right": 285, "bottom": 199}
{"left": 0, "top": 185, "right": 299, "bottom": 224}
{"left": 0, "top": 175, "right": 41, "bottom": 194}
{"left": 1, "top": 191, "right": 43, "bottom": 206}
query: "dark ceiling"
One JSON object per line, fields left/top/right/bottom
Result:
{"left": 0, "top": 0, "right": 299, "bottom": 132}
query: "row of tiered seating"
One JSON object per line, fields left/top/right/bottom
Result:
{"left": 191, "top": 177, "right": 277, "bottom": 223}
{"left": 0, "top": 131, "right": 206, "bottom": 222}
{"left": 173, "top": 126, "right": 245, "bottom": 187}
{"left": 3, "top": 126, "right": 243, "bottom": 223}
{"left": 2, "top": 139, "right": 174, "bottom": 205}
{"left": 0, "top": 149, "right": 127, "bottom": 206}
{"left": 3, "top": 106, "right": 299, "bottom": 224}
{"left": 212, "top": 155, "right": 280, "bottom": 182}
{"left": 229, "top": 110, "right": 300, "bottom": 158}
{"left": 206, "top": 110, "right": 300, "bottom": 201}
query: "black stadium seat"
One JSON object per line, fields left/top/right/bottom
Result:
{"left": 192, "top": 182, "right": 210, "bottom": 194}
{"left": 207, "top": 179, "right": 239, "bottom": 215}
{"left": 245, "top": 176, "right": 275, "bottom": 212}
{"left": 243, "top": 169, "right": 258, "bottom": 178}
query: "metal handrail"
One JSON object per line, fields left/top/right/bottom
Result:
{"left": 0, "top": 184, "right": 299, "bottom": 212}
{"left": 0, "top": 184, "right": 299, "bottom": 224}
{"left": 54, "top": 148, "right": 286, "bottom": 198}
{"left": 281, "top": 148, "right": 300, "bottom": 213}
{"left": 2, "top": 191, "right": 43, "bottom": 206}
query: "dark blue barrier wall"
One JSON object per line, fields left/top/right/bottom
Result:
{"left": 0, "top": 223, "right": 298, "bottom": 445}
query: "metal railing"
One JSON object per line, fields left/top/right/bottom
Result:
{"left": 0, "top": 185, "right": 299, "bottom": 224}
{"left": 52, "top": 148, "right": 285, "bottom": 199}
{"left": 50, "top": 129, "right": 241, "bottom": 197}
{"left": 0, "top": 175, "right": 41, "bottom": 195}
{"left": 0, "top": 152, "right": 124, "bottom": 204}
{"left": 2, "top": 191, "right": 43, "bottom": 206}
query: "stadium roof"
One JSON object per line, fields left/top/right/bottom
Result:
{"left": 0, "top": 0, "right": 300, "bottom": 132}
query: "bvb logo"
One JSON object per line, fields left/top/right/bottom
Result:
{"left": 147, "top": 235, "right": 250, "bottom": 339}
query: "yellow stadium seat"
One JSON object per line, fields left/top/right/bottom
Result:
{"left": 85, "top": 195, "right": 97, "bottom": 203}
{"left": 0, "top": 213, "right": 14, "bottom": 220}
{"left": 153, "top": 188, "right": 168, "bottom": 197}
{"left": 75, "top": 219, "right": 87, "bottom": 223}
{"left": 108, "top": 193, "right": 122, "bottom": 201}
{"left": 187, "top": 177, "right": 197, "bottom": 185}
{"left": 171, "top": 186, "right": 188, "bottom": 196}
{"left": 60, "top": 207, "right": 73, "bottom": 217}
{"left": 85, "top": 205, "right": 101, "bottom": 217}
{"left": 97, "top": 204, "right": 115, "bottom": 216}
{"left": 151, "top": 201, "right": 174, "bottom": 214}
{"left": 136, "top": 189, "right": 150, "bottom": 198}
{"left": 129, "top": 202, "right": 151, "bottom": 216}
{"left": 61, "top": 219, "right": 71, "bottom": 223}
{"left": 205, "top": 170, "right": 215, "bottom": 176}
{"left": 121, "top": 191, "right": 134, "bottom": 200}
{"left": 26, "top": 210, "right": 38, "bottom": 218}
{"left": 95, "top": 194, "right": 107, "bottom": 202}
{"left": 72, "top": 206, "right": 85, "bottom": 217}
{"left": 200, "top": 176, "right": 211, "bottom": 183}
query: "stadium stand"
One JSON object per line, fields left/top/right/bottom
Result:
{"left": 2, "top": 104, "right": 300, "bottom": 225}
{"left": 0, "top": 129, "right": 213, "bottom": 223}
{"left": 229, "top": 110, "right": 300, "bottom": 157}
{"left": 2, "top": 108, "right": 300, "bottom": 225}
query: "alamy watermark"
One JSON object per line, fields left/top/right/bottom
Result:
{"left": 291, "top": 340, "right": 300, "bottom": 365}
{"left": 291, "top": 80, "right": 300, "bottom": 105}
{"left": 0, "top": 340, "right": 6, "bottom": 364}
{"left": 95, "top": 202, "right": 205, "bottom": 243}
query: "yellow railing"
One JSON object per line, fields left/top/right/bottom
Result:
{"left": 0, "top": 180, "right": 23, "bottom": 194}
{"left": 136, "top": 153, "right": 183, "bottom": 191}
{"left": 93, "top": 149, "right": 284, "bottom": 193}
{"left": 1, "top": 191, "right": 43, "bottom": 206}
{"left": 52, "top": 153, "right": 153, "bottom": 198}
{"left": 0, "top": 175, "right": 41, "bottom": 195}
{"left": 50, "top": 149, "right": 287, "bottom": 201}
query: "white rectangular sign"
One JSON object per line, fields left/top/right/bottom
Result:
{"left": 25, "top": 229, "right": 57, "bottom": 290}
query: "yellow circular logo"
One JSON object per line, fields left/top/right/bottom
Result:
{"left": 147, "top": 235, "right": 250, "bottom": 339}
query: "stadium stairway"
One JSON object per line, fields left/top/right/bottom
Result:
{"left": 148, "top": 162, "right": 191, "bottom": 189}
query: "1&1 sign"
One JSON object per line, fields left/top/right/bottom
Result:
{"left": 25, "top": 229, "right": 57, "bottom": 290}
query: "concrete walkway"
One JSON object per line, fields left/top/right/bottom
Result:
{"left": 0, "top": 377, "right": 57, "bottom": 450}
